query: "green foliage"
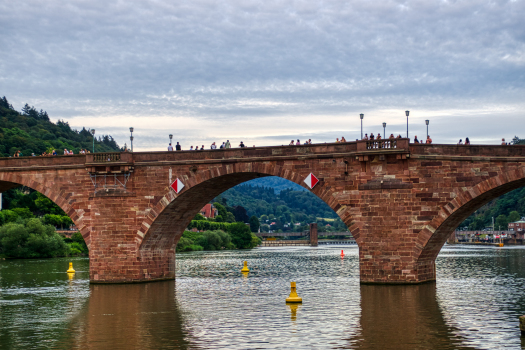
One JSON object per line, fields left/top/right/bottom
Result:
{"left": 0, "top": 210, "right": 20, "bottom": 225}
{"left": 11, "top": 208, "right": 34, "bottom": 220}
{"left": 42, "top": 214, "right": 73, "bottom": 229}
{"left": 508, "top": 211, "right": 521, "bottom": 223}
{"left": 68, "top": 231, "right": 88, "bottom": 255}
{"left": 176, "top": 230, "right": 236, "bottom": 252}
{"left": 193, "top": 213, "right": 206, "bottom": 221}
{"left": 249, "top": 215, "right": 260, "bottom": 232}
{"left": 251, "top": 233, "right": 262, "bottom": 248}
{"left": 0, "top": 96, "right": 120, "bottom": 157}
{"left": 462, "top": 187, "right": 525, "bottom": 229}
{"left": 0, "top": 218, "right": 69, "bottom": 258}
{"left": 213, "top": 179, "right": 343, "bottom": 231}
{"left": 187, "top": 220, "right": 231, "bottom": 232}
{"left": 176, "top": 236, "right": 204, "bottom": 252}
{"left": 495, "top": 214, "right": 508, "bottom": 230}
{"left": 228, "top": 222, "right": 253, "bottom": 249}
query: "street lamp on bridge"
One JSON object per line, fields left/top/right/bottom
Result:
{"left": 91, "top": 129, "right": 95, "bottom": 153}
{"left": 382, "top": 122, "right": 386, "bottom": 139}
{"left": 360, "top": 114, "right": 364, "bottom": 139}
{"left": 169, "top": 134, "right": 173, "bottom": 144}
{"left": 425, "top": 119, "right": 429, "bottom": 139}
{"left": 129, "top": 127, "right": 134, "bottom": 152}
{"left": 405, "top": 110, "right": 410, "bottom": 139}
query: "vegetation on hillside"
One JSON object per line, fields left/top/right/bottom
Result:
{"left": 0, "top": 96, "right": 120, "bottom": 157}
{"left": 213, "top": 181, "right": 348, "bottom": 233}
{"left": 461, "top": 187, "right": 525, "bottom": 230}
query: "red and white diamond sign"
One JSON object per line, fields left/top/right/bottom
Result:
{"left": 303, "top": 173, "right": 319, "bottom": 189}
{"left": 170, "top": 178, "right": 185, "bottom": 193}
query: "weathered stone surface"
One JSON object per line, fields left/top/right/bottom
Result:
{"left": 1, "top": 141, "right": 525, "bottom": 284}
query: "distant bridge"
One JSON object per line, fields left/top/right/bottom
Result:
{"left": 256, "top": 231, "right": 352, "bottom": 237}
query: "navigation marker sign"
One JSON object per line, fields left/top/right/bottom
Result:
{"left": 303, "top": 173, "right": 319, "bottom": 189}
{"left": 170, "top": 178, "right": 185, "bottom": 194}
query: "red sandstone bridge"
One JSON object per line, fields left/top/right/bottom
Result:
{"left": 2, "top": 138, "right": 525, "bottom": 284}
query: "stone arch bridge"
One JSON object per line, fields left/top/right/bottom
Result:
{"left": 1, "top": 139, "right": 524, "bottom": 284}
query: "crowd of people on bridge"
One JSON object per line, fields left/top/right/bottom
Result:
{"left": 13, "top": 148, "right": 91, "bottom": 157}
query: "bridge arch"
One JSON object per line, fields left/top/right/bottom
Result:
{"left": 0, "top": 172, "right": 90, "bottom": 246}
{"left": 415, "top": 167, "right": 525, "bottom": 279}
{"left": 136, "top": 164, "right": 360, "bottom": 252}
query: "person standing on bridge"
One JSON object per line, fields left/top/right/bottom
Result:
{"left": 211, "top": 142, "right": 217, "bottom": 149}
{"left": 458, "top": 139, "right": 463, "bottom": 145}
{"left": 465, "top": 137, "right": 470, "bottom": 145}
{"left": 414, "top": 135, "right": 419, "bottom": 143}
{"left": 220, "top": 142, "right": 225, "bottom": 149}
{"left": 168, "top": 143, "right": 173, "bottom": 151}
{"left": 225, "top": 140, "right": 231, "bottom": 148}
{"left": 296, "top": 139, "right": 300, "bottom": 145}
{"left": 239, "top": 141, "right": 245, "bottom": 148}
{"left": 426, "top": 135, "right": 432, "bottom": 144}
{"left": 176, "top": 142, "right": 181, "bottom": 151}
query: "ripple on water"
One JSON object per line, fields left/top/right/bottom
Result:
{"left": 1, "top": 246, "right": 525, "bottom": 349}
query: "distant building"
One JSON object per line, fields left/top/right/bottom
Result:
{"left": 200, "top": 203, "right": 218, "bottom": 218}
{"left": 508, "top": 218, "right": 525, "bottom": 232}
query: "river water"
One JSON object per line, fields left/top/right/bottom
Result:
{"left": 1, "top": 245, "right": 525, "bottom": 349}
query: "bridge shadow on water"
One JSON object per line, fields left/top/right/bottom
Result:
{"left": 51, "top": 279, "right": 484, "bottom": 350}
{"left": 55, "top": 281, "right": 196, "bottom": 350}
{"left": 347, "top": 283, "right": 474, "bottom": 350}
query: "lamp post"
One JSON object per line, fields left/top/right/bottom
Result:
{"left": 91, "top": 129, "right": 95, "bottom": 153}
{"left": 169, "top": 134, "right": 173, "bottom": 144}
{"left": 129, "top": 127, "right": 134, "bottom": 152}
{"left": 382, "top": 122, "right": 386, "bottom": 139}
{"left": 425, "top": 119, "right": 429, "bottom": 139}
{"left": 405, "top": 110, "right": 410, "bottom": 138}
{"left": 360, "top": 114, "right": 364, "bottom": 139}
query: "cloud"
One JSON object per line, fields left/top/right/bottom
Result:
{"left": 1, "top": 0, "right": 524, "bottom": 150}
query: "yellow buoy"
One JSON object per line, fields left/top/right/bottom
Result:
{"left": 499, "top": 243, "right": 504, "bottom": 247}
{"left": 241, "top": 261, "right": 250, "bottom": 273}
{"left": 66, "top": 262, "right": 75, "bottom": 273}
{"left": 285, "top": 282, "right": 302, "bottom": 303}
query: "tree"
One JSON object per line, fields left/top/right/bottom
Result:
{"left": 508, "top": 211, "right": 521, "bottom": 223}
{"left": 233, "top": 205, "right": 249, "bottom": 223}
{"left": 249, "top": 216, "right": 260, "bottom": 232}
{"left": 193, "top": 213, "right": 206, "bottom": 221}
{"left": 213, "top": 202, "right": 228, "bottom": 218}
{"left": 0, "top": 219, "right": 69, "bottom": 258}
{"left": 228, "top": 223, "right": 253, "bottom": 249}
{"left": 495, "top": 214, "right": 508, "bottom": 230}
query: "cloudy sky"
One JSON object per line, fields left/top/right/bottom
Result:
{"left": 1, "top": 0, "right": 524, "bottom": 150}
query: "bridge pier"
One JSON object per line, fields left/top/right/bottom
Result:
{"left": 309, "top": 223, "right": 318, "bottom": 247}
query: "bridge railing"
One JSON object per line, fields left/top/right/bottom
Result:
{"left": 86, "top": 152, "right": 133, "bottom": 163}
{"left": 92, "top": 153, "right": 121, "bottom": 162}
{"left": 366, "top": 139, "right": 398, "bottom": 150}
